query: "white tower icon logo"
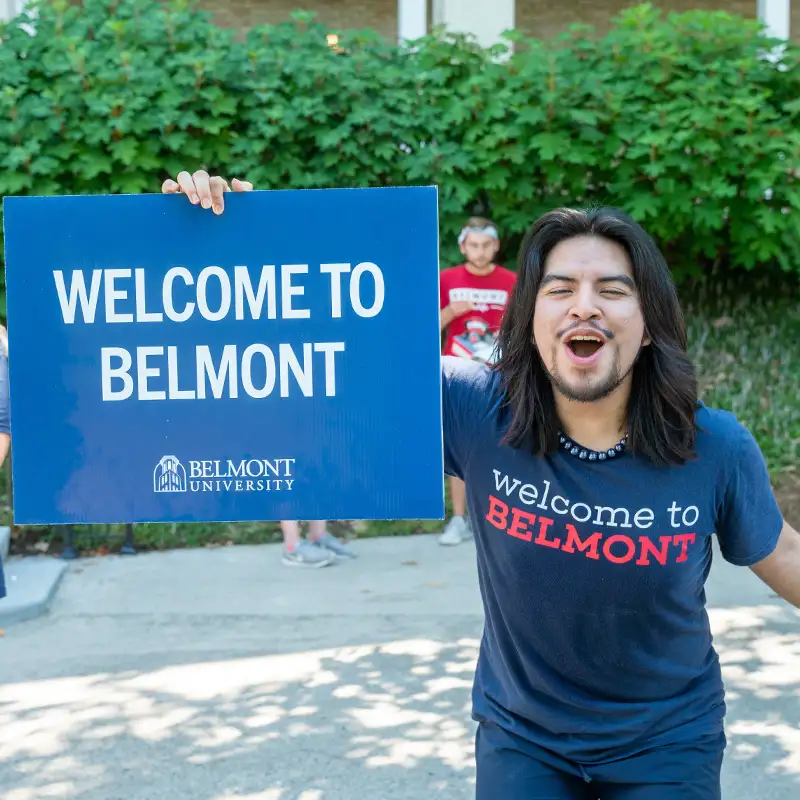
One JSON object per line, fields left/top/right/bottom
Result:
{"left": 154, "top": 455, "right": 187, "bottom": 493}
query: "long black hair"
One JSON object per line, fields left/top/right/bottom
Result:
{"left": 494, "top": 206, "right": 698, "bottom": 466}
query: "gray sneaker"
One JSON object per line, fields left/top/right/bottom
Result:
{"left": 314, "top": 531, "right": 357, "bottom": 560}
{"left": 438, "top": 515, "right": 473, "bottom": 546}
{"left": 282, "top": 539, "right": 336, "bottom": 568}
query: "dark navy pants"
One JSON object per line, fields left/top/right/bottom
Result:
{"left": 475, "top": 722, "right": 725, "bottom": 799}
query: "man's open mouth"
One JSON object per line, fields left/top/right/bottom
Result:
{"left": 566, "top": 334, "right": 605, "bottom": 359}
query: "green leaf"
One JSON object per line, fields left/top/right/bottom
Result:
{"left": 529, "top": 133, "right": 565, "bottom": 161}
{"left": 625, "top": 192, "right": 661, "bottom": 219}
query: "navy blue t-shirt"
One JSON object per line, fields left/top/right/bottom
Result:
{"left": 442, "top": 356, "right": 783, "bottom": 764}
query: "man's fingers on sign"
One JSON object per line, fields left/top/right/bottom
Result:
{"left": 190, "top": 170, "right": 213, "bottom": 208}
{"left": 160, "top": 171, "right": 254, "bottom": 215}
{"left": 231, "top": 177, "right": 254, "bottom": 192}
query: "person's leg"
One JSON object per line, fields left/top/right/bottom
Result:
{"left": 439, "top": 477, "right": 472, "bottom": 546}
{"left": 475, "top": 722, "right": 593, "bottom": 800}
{"left": 308, "top": 520, "right": 357, "bottom": 560}
{"left": 594, "top": 732, "right": 725, "bottom": 800}
{"left": 281, "top": 520, "right": 301, "bottom": 550}
{"left": 450, "top": 476, "right": 467, "bottom": 517}
{"left": 280, "top": 521, "right": 335, "bottom": 568}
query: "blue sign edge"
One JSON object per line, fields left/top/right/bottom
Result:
{"left": 2, "top": 186, "right": 447, "bottom": 525}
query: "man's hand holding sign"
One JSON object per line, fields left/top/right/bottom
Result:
{"left": 161, "top": 170, "right": 253, "bottom": 214}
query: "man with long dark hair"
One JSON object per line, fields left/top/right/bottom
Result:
{"left": 163, "top": 172, "right": 800, "bottom": 800}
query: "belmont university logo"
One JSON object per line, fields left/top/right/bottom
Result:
{"left": 153, "top": 455, "right": 295, "bottom": 494}
{"left": 154, "top": 456, "right": 187, "bottom": 492}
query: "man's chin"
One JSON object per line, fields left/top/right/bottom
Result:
{"left": 549, "top": 371, "right": 623, "bottom": 404}
{"left": 559, "top": 387, "right": 614, "bottom": 404}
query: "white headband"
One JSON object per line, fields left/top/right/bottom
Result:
{"left": 458, "top": 225, "right": 499, "bottom": 245}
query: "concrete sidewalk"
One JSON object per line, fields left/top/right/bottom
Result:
{"left": 0, "top": 534, "right": 798, "bottom": 799}
{"left": 0, "top": 556, "right": 67, "bottom": 626}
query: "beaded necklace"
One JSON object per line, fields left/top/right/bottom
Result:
{"left": 558, "top": 432, "right": 628, "bottom": 461}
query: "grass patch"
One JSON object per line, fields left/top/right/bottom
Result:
{"left": 684, "top": 274, "right": 800, "bottom": 477}
{"left": 7, "top": 273, "right": 799, "bottom": 555}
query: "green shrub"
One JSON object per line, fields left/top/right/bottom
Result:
{"left": 1, "top": 0, "right": 799, "bottom": 289}
{"left": 1, "top": 0, "right": 799, "bottom": 550}
{"left": 489, "top": 7, "right": 800, "bottom": 278}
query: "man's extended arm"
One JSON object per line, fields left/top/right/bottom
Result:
{"left": 751, "top": 521, "right": 800, "bottom": 608}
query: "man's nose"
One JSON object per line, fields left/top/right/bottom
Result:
{"left": 569, "top": 290, "right": 601, "bottom": 320}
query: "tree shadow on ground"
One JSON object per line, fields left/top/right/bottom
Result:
{"left": 710, "top": 605, "right": 800, "bottom": 797}
{"left": 0, "top": 636, "right": 480, "bottom": 799}
{"left": 0, "top": 608, "right": 797, "bottom": 799}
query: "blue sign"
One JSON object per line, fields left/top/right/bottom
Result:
{"left": 2, "top": 187, "right": 445, "bottom": 525}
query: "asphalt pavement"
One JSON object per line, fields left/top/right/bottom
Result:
{"left": 0, "top": 534, "right": 797, "bottom": 799}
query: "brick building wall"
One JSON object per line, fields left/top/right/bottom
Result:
{"left": 197, "top": 0, "right": 399, "bottom": 40}
{"left": 793, "top": 2, "right": 800, "bottom": 42}
{"left": 515, "top": 0, "right": 759, "bottom": 40}
{"left": 198, "top": 1, "right": 794, "bottom": 44}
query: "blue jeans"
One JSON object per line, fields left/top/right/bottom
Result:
{"left": 475, "top": 721, "right": 725, "bottom": 799}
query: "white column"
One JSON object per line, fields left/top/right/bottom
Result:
{"left": 398, "top": 0, "right": 428, "bottom": 43}
{"left": 0, "top": 0, "right": 17, "bottom": 22}
{"left": 433, "top": 0, "right": 515, "bottom": 49}
{"left": 758, "top": 0, "right": 790, "bottom": 40}
{"left": 0, "top": 0, "right": 34, "bottom": 24}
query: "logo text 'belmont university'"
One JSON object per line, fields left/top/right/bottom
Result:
{"left": 154, "top": 455, "right": 295, "bottom": 494}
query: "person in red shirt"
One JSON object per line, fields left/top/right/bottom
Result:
{"left": 439, "top": 217, "right": 516, "bottom": 546}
